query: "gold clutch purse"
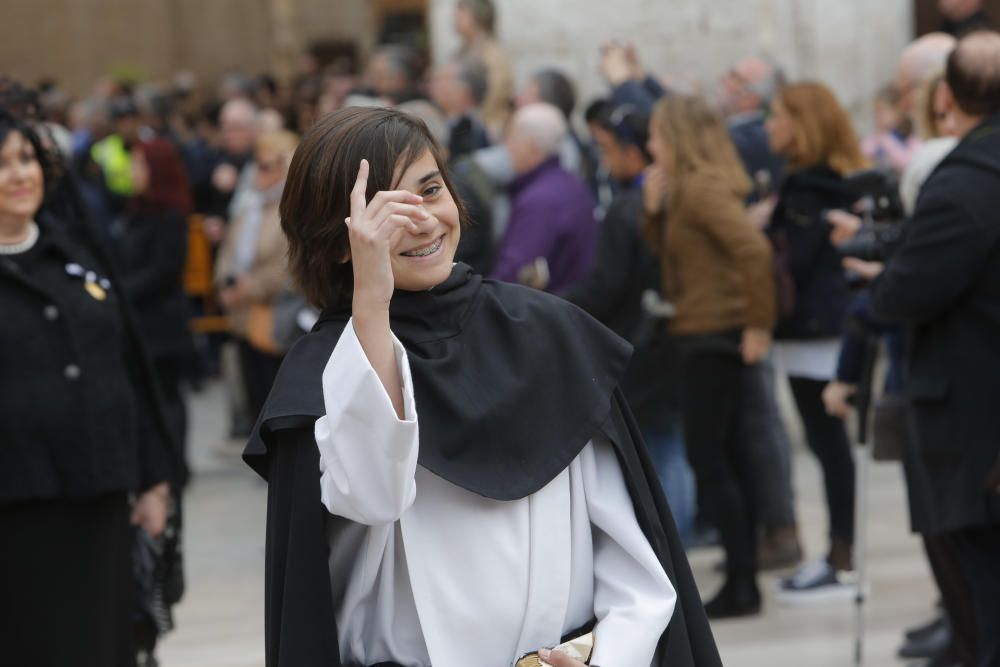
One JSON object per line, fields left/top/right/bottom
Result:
{"left": 515, "top": 632, "right": 594, "bottom": 667}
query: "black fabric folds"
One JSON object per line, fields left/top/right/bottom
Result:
{"left": 244, "top": 263, "right": 723, "bottom": 666}
{"left": 257, "top": 395, "right": 723, "bottom": 667}
{"left": 245, "top": 263, "right": 632, "bottom": 501}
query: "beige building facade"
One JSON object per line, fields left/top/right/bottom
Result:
{"left": 4, "top": 0, "right": 913, "bottom": 127}
{"left": 431, "top": 0, "right": 914, "bottom": 127}
{"left": 1, "top": 0, "right": 394, "bottom": 94}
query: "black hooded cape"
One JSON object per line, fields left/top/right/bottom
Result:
{"left": 244, "top": 264, "right": 722, "bottom": 667}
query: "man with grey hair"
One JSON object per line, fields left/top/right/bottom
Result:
{"left": 203, "top": 97, "right": 259, "bottom": 237}
{"left": 490, "top": 104, "right": 598, "bottom": 293}
{"left": 718, "top": 55, "right": 786, "bottom": 194}
{"left": 364, "top": 44, "right": 422, "bottom": 105}
{"left": 428, "top": 57, "right": 491, "bottom": 159}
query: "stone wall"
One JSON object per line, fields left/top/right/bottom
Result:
{"left": 3, "top": 0, "right": 913, "bottom": 131}
{"left": 429, "top": 0, "right": 915, "bottom": 131}
{"left": 0, "top": 0, "right": 275, "bottom": 95}
{"left": 1, "top": 0, "right": 409, "bottom": 95}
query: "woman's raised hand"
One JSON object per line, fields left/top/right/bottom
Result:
{"left": 346, "top": 159, "right": 422, "bottom": 418}
{"left": 740, "top": 327, "right": 772, "bottom": 365}
{"left": 347, "top": 159, "right": 430, "bottom": 311}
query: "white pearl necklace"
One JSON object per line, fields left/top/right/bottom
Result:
{"left": 0, "top": 221, "right": 40, "bottom": 255}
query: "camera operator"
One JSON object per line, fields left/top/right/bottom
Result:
{"left": 867, "top": 31, "right": 1000, "bottom": 667}
{"left": 825, "top": 60, "right": 988, "bottom": 666}
{"left": 762, "top": 82, "right": 870, "bottom": 601}
{"left": 824, "top": 71, "right": 959, "bottom": 421}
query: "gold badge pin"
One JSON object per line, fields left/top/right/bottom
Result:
{"left": 85, "top": 280, "right": 107, "bottom": 301}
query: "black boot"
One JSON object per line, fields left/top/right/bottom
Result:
{"left": 704, "top": 575, "right": 762, "bottom": 619}
{"left": 897, "top": 615, "right": 951, "bottom": 659}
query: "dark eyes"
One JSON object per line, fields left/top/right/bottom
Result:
{"left": 0, "top": 152, "right": 36, "bottom": 168}
{"left": 422, "top": 184, "right": 442, "bottom": 198}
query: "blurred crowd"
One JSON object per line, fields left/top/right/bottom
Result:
{"left": 2, "top": 0, "right": 1000, "bottom": 666}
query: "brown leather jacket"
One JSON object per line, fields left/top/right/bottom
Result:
{"left": 644, "top": 172, "right": 776, "bottom": 336}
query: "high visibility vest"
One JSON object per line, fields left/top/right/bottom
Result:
{"left": 91, "top": 134, "right": 134, "bottom": 196}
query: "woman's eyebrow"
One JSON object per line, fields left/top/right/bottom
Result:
{"left": 417, "top": 170, "right": 441, "bottom": 185}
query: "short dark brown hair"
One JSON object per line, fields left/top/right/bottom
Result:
{"left": 280, "top": 106, "right": 465, "bottom": 310}
{"left": 945, "top": 30, "right": 1000, "bottom": 117}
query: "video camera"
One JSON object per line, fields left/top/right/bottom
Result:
{"left": 830, "top": 170, "right": 905, "bottom": 262}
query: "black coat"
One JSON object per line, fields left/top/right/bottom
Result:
{"left": 770, "top": 165, "right": 857, "bottom": 339}
{"left": 871, "top": 115, "right": 1000, "bottom": 534}
{"left": 562, "top": 186, "right": 681, "bottom": 428}
{"left": 199, "top": 150, "right": 250, "bottom": 219}
{"left": 113, "top": 207, "right": 191, "bottom": 360}
{"left": 451, "top": 160, "right": 495, "bottom": 276}
{"left": 0, "top": 217, "right": 173, "bottom": 502}
{"left": 447, "top": 114, "right": 491, "bottom": 161}
{"left": 728, "top": 114, "right": 785, "bottom": 200}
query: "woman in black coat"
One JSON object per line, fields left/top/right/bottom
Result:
{"left": 764, "top": 82, "right": 870, "bottom": 598}
{"left": 0, "top": 109, "right": 173, "bottom": 667}
{"left": 113, "top": 138, "right": 193, "bottom": 484}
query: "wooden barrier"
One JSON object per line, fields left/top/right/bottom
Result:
{"left": 183, "top": 214, "right": 230, "bottom": 334}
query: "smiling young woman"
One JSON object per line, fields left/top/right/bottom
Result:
{"left": 243, "top": 107, "right": 722, "bottom": 667}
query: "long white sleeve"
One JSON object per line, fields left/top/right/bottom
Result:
{"left": 314, "top": 319, "right": 419, "bottom": 525}
{"left": 583, "top": 438, "right": 677, "bottom": 667}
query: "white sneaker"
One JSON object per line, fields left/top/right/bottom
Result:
{"left": 775, "top": 558, "right": 858, "bottom": 605}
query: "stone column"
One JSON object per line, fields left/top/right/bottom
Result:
{"left": 267, "top": 0, "right": 303, "bottom": 83}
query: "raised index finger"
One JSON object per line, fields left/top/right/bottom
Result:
{"left": 350, "top": 159, "right": 370, "bottom": 221}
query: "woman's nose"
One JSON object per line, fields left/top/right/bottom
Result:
{"left": 8, "top": 162, "right": 30, "bottom": 183}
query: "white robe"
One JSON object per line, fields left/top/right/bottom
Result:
{"left": 314, "top": 320, "right": 676, "bottom": 667}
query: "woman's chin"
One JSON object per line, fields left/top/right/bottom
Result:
{"left": 393, "top": 256, "right": 455, "bottom": 292}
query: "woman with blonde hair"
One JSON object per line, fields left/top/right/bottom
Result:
{"left": 216, "top": 129, "right": 300, "bottom": 421}
{"left": 643, "top": 94, "right": 776, "bottom": 618}
{"left": 764, "top": 81, "right": 869, "bottom": 601}
{"left": 902, "top": 72, "right": 959, "bottom": 216}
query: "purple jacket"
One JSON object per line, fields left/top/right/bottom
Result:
{"left": 491, "top": 157, "right": 598, "bottom": 292}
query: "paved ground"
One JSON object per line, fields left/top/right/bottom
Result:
{"left": 157, "top": 380, "right": 937, "bottom": 667}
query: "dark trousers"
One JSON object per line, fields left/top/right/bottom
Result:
{"left": 788, "top": 377, "right": 856, "bottom": 549}
{"left": 154, "top": 357, "right": 189, "bottom": 486}
{"left": 238, "top": 339, "right": 284, "bottom": 421}
{"left": 925, "top": 533, "right": 978, "bottom": 666}
{"left": 951, "top": 524, "right": 1000, "bottom": 667}
{"left": 0, "top": 494, "right": 135, "bottom": 667}
{"left": 742, "top": 355, "right": 797, "bottom": 529}
{"left": 678, "top": 333, "right": 758, "bottom": 578}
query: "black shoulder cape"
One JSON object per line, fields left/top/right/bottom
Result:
{"left": 244, "top": 264, "right": 722, "bottom": 666}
